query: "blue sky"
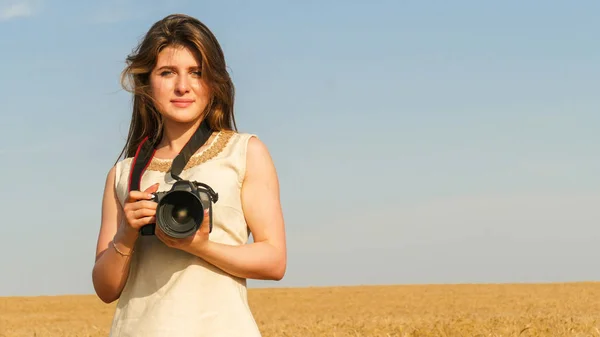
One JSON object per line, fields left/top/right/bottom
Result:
{"left": 0, "top": 0, "right": 599, "bottom": 296}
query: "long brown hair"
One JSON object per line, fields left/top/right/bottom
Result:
{"left": 117, "top": 13, "right": 236, "bottom": 161}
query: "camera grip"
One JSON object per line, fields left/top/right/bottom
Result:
{"left": 140, "top": 223, "right": 156, "bottom": 236}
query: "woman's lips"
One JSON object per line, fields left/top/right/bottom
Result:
{"left": 171, "top": 99, "right": 194, "bottom": 108}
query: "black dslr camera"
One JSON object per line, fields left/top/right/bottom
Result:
{"left": 140, "top": 180, "right": 219, "bottom": 238}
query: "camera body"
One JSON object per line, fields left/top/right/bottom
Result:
{"left": 140, "top": 180, "right": 219, "bottom": 239}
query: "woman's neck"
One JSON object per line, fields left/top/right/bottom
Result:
{"left": 158, "top": 119, "right": 203, "bottom": 157}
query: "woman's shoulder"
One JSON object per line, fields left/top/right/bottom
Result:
{"left": 217, "top": 129, "right": 259, "bottom": 157}
{"left": 225, "top": 129, "right": 258, "bottom": 144}
{"left": 113, "top": 156, "right": 134, "bottom": 176}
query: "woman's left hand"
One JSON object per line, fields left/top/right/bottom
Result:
{"left": 155, "top": 208, "right": 211, "bottom": 254}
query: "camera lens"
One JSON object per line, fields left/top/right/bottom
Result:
{"left": 156, "top": 190, "right": 204, "bottom": 238}
{"left": 172, "top": 205, "right": 192, "bottom": 223}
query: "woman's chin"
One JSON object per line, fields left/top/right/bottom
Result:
{"left": 162, "top": 113, "right": 204, "bottom": 125}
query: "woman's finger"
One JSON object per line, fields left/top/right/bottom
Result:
{"left": 130, "top": 201, "right": 157, "bottom": 211}
{"left": 133, "top": 216, "right": 156, "bottom": 228}
{"left": 154, "top": 227, "right": 170, "bottom": 245}
{"left": 200, "top": 209, "right": 211, "bottom": 233}
{"left": 134, "top": 208, "right": 155, "bottom": 219}
{"left": 127, "top": 190, "right": 154, "bottom": 203}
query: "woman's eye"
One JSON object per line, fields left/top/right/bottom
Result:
{"left": 157, "top": 70, "right": 200, "bottom": 77}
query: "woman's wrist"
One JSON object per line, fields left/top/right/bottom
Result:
{"left": 183, "top": 238, "right": 212, "bottom": 258}
{"left": 110, "top": 239, "right": 134, "bottom": 257}
{"left": 113, "top": 227, "right": 139, "bottom": 252}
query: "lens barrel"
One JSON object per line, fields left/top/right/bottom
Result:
{"left": 155, "top": 190, "right": 205, "bottom": 238}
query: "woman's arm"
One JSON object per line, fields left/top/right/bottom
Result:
{"left": 182, "top": 137, "right": 287, "bottom": 280}
{"left": 92, "top": 166, "right": 134, "bottom": 303}
{"left": 92, "top": 167, "right": 159, "bottom": 303}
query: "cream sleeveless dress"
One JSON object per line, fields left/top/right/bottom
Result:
{"left": 109, "top": 131, "right": 262, "bottom": 337}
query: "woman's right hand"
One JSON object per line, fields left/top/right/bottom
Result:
{"left": 116, "top": 183, "right": 160, "bottom": 247}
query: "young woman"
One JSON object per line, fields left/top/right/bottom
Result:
{"left": 92, "top": 13, "right": 287, "bottom": 336}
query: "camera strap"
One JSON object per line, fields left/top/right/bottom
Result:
{"left": 127, "top": 119, "right": 213, "bottom": 192}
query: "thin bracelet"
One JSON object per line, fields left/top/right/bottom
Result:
{"left": 111, "top": 239, "right": 134, "bottom": 257}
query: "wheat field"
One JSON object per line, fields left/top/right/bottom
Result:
{"left": 2, "top": 282, "right": 600, "bottom": 337}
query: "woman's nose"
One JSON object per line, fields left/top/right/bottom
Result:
{"left": 175, "top": 76, "right": 190, "bottom": 94}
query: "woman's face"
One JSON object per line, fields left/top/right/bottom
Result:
{"left": 149, "top": 45, "right": 211, "bottom": 125}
